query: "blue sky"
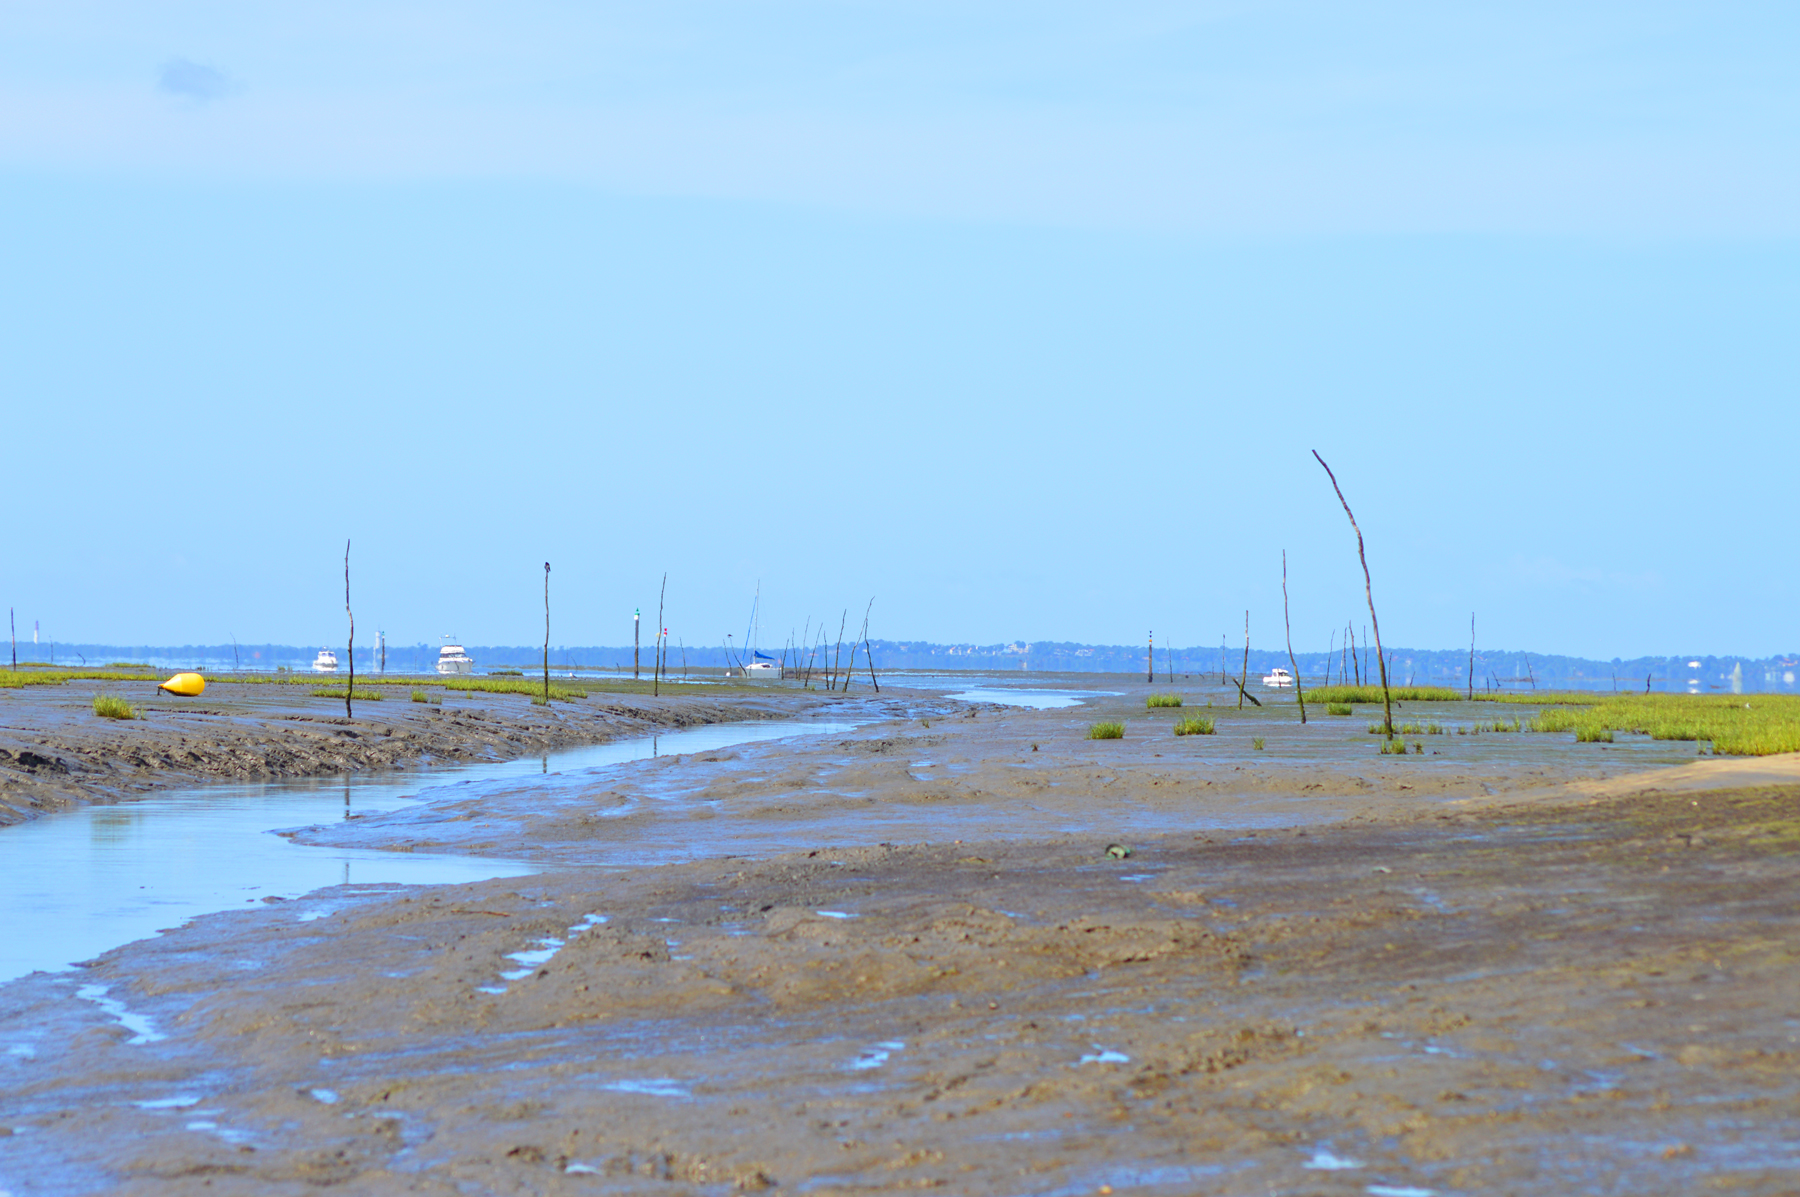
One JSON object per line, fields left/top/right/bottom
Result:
{"left": 2, "top": 2, "right": 1795, "bottom": 658}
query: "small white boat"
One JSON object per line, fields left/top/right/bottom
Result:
{"left": 312, "top": 649, "right": 339, "bottom": 673}
{"left": 1261, "top": 667, "right": 1294, "bottom": 688}
{"left": 741, "top": 653, "right": 780, "bottom": 680}
{"left": 436, "top": 638, "right": 475, "bottom": 676}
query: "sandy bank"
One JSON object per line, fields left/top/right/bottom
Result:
{"left": 3, "top": 776, "right": 1796, "bottom": 1193}
{"left": 0, "top": 678, "right": 915, "bottom": 826}
{"left": 1, "top": 688, "right": 1796, "bottom": 1193}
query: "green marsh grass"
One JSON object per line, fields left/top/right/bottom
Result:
{"left": 1089, "top": 722, "right": 1126, "bottom": 740}
{"left": 1325, "top": 703, "right": 1354, "bottom": 716}
{"left": 1252, "top": 737, "right": 1265, "bottom": 750}
{"left": 1308, "top": 684, "right": 1462, "bottom": 705}
{"left": 3, "top": 668, "right": 160, "bottom": 689}
{"left": 91, "top": 695, "right": 136, "bottom": 719}
{"left": 1173, "top": 716, "right": 1215, "bottom": 736}
{"left": 410, "top": 689, "right": 439, "bottom": 704}
{"left": 310, "top": 687, "right": 384, "bottom": 701}
{"left": 1146, "top": 694, "right": 1183, "bottom": 709}
{"left": 1519, "top": 694, "right": 1800, "bottom": 755}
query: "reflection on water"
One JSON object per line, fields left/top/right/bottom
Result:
{"left": 0, "top": 718, "right": 852, "bottom": 986}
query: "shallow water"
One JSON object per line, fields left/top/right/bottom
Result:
{"left": 0, "top": 719, "right": 854, "bottom": 985}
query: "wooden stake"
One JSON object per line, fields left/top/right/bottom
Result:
{"left": 1313, "top": 451, "right": 1393, "bottom": 737}
{"left": 862, "top": 599, "right": 879, "bottom": 692}
{"left": 1239, "top": 611, "right": 1250, "bottom": 710}
{"left": 1468, "top": 613, "right": 1475, "bottom": 701}
{"left": 653, "top": 573, "right": 665, "bottom": 697}
{"left": 833, "top": 611, "right": 846, "bottom": 692}
{"left": 543, "top": 562, "right": 551, "bottom": 703}
{"left": 1282, "top": 550, "right": 1306, "bottom": 723}
{"left": 344, "top": 540, "right": 354, "bottom": 719}
{"left": 1147, "top": 631, "right": 1154, "bottom": 684}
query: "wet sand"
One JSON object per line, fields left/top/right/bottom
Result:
{"left": 2, "top": 683, "right": 1798, "bottom": 1194}
{"left": 0, "top": 679, "right": 863, "bottom": 826}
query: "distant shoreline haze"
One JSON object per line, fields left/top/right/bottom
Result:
{"left": 17, "top": 642, "right": 1798, "bottom": 695}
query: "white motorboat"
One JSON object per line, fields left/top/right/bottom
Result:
{"left": 1261, "top": 667, "right": 1294, "bottom": 688}
{"left": 312, "top": 649, "right": 339, "bottom": 673}
{"left": 436, "top": 638, "right": 475, "bottom": 676}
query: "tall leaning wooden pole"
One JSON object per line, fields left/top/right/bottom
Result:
{"left": 344, "top": 539, "right": 354, "bottom": 719}
{"left": 1312, "top": 451, "right": 1393, "bottom": 739}
{"left": 543, "top": 562, "right": 551, "bottom": 704}
{"left": 1282, "top": 550, "right": 1306, "bottom": 724}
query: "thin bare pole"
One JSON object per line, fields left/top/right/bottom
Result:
{"left": 1326, "top": 628, "right": 1336, "bottom": 687}
{"left": 1238, "top": 611, "right": 1250, "bottom": 710}
{"left": 1468, "top": 613, "right": 1475, "bottom": 701}
{"left": 1312, "top": 450, "right": 1393, "bottom": 738}
{"left": 543, "top": 562, "right": 551, "bottom": 703}
{"left": 833, "top": 610, "right": 846, "bottom": 692}
{"left": 861, "top": 598, "right": 879, "bottom": 692}
{"left": 1282, "top": 550, "right": 1306, "bottom": 724}
{"left": 344, "top": 540, "right": 354, "bottom": 718}
{"left": 653, "top": 573, "right": 665, "bottom": 697}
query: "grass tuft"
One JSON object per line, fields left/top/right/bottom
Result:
{"left": 1173, "top": 716, "right": 1215, "bottom": 736}
{"left": 1088, "top": 721, "right": 1125, "bottom": 740}
{"left": 1325, "top": 703, "right": 1354, "bottom": 716}
{"left": 1308, "top": 684, "right": 1463, "bottom": 705}
{"left": 1146, "top": 693, "right": 1183, "bottom": 709}
{"left": 411, "top": 689, "right": 441, "bottom": 704}
{"left": 1252, "top": 737, "right": 1265, "bottom": 750}
{"left": 92, "top": 694, "right": 136, "bottom": 719}
{"left": 310, "top": 687, "right": 385, "bottom": 701}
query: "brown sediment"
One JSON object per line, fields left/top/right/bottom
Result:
{"left": 0, "top": 679, "right": 871, "bottom": 827}
{"left": 1, "top": 689, "right": 1797, "bottom": 1193}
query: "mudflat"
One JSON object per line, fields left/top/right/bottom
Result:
{"left": 0, "top": 678, "right": 840, "bottom": 826}
{"left": 1, "top": 681, "right": 1797, "bottom": 1194}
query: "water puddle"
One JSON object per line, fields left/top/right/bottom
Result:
{"left": 1078, "top": 1047, "right": 1129, "bottom": 1065}
{"left": 75, "top": 984, "right": 164, "bottom": 1044}
{"left": 1304, "top": 1147, "right": 1364, "bottom": 1170}
{"left": 501, "top": 938, "right": 563, "bottom": 980}
{"left": 0, "top": 720, "right": 850, "bottom": 985}
{"left": 601, "top": 1078, "right": 690, "bottom": 1099}
{"left": 850, "top": 1040, "right": 905, "bottom": 1070}
{"left": 484, "top": 913, "right": 609, "bottom": 994}
{"left": 942, "top": 688, "right": 1098, "bottom": 710}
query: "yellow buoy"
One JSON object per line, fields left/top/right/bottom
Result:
{"left": 158, "top": 672, "right": 206, "bottom": 697}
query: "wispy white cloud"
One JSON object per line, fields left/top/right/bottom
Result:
{"left": 158, "top": 58, "right": 239, "bottom": 103}
{"left": 0, "top": 3, "right": 1792, "bottom": 234}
